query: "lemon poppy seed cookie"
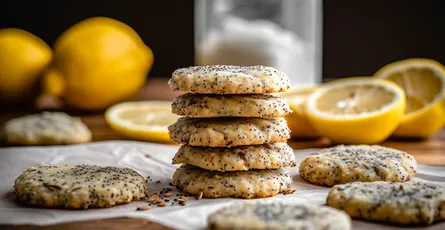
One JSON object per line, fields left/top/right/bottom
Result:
{"left": 169, "top": 65, "right": 294, "bottom": 200}
{"left": 4, "top": 112, "right": 92, "bottom": 145}
{"left": 172, "top": 93, "right": 292, "bottom": 118}
{"left": 299, "top": 145, "right": 416, "bottom": 186}
{"left": 168, "top": 117, "right": 290, "bottom": 147}
{"left": 173, "top": 164, "right": 292, "bottom": 199}
{"left": 168, "top": 65, "right": 290, "bottom": 94}
{"left": 14, "top": 164, "right": 147, "bottom": 209}
{"left": 208, "top": 202, "right": 351, "bottom": 230}
{"left": 327, "top": 181, "right": 445, "bottom": 225}
{"left": 172, "top": 143, "right": 296, "bottom": 171}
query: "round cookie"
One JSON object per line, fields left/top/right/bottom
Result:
{"left": 173, "top": 164, "right": 292, "bottom": 199}
{"left": 326, "top": 181, "right": 445, "bottom": 225}
{"left": 4, "top": 112, "right": 92, "bottom": 145}
{"left": 208, "top": 201, "right": 351, "bottom": 230}
{"left": 172, "top": 93, "right": 292, "bottom": 118}
{"left": 299, "top": 145, "right": 417, "bottom": 186}
{"left": 168, "top": 117, "right": 290, "bottom": 147}
{"left": 172, "top": 143, "right": 296, "bottom": 171}
{"left": 14, "top": 164, "right": 147, "bottom": 209}
{"left": 168, "top": 65, "right": 290, "bottom": 94}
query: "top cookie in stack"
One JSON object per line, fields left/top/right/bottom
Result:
{"left": 168, "top": 65, "right": 290, "bottom": 94}
{"left": 168, "top": 65, "right": 295, "bottom": 199}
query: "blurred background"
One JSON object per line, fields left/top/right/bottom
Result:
{"left": 1, "top": 0, "right": 444, "bottom": 79}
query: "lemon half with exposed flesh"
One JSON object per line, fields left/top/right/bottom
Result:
{"left": 105, "top": 101, "right": 178, "bottom": 143}
{"left": 374, "top": 58, "right": 445, "bottom": 138}
{"left": 275, "top": 86, "right": 320, "bottom": 139}
{"left": 306, "top": 77, "right": 406, "bottom": 144}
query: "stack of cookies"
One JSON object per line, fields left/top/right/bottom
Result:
{"left": 168, "top": 65, "right": 296, "bottom": 199}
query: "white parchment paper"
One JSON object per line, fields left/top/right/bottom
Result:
{"left": 0, "top": 141, "right": 444, "bottom": 230}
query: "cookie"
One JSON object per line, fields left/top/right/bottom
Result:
{"left": 4, "top": 112, "right": 92, "bottom": 146}
{"left": 168, "top": 117, "right": 290, "bottom": 147}
{"left": 14, "top": 164, "right": 147, "bottom": 209}
{"left": 168, "top": 65, "right": 290, "bottom": 94}
{"left": 172, "top": 143, "right": 296, "bottom": 171}
{"left": 172, "top": 93, "right": 292, "bottom": 118}
{"left": 208, "top": 201, "right": 351, "bottom": 230}
{"left": 299, "top": 145, "right": 417, "bottom": 186}
{"left": 326, "top": 181, "right": 445, "bottom": 225}
{"left": 172, "top": 164, "right": 292, "bottom": 199}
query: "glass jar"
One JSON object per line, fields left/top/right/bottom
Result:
{"left": 195, "top": 0, "right": 323, "bottom": 86}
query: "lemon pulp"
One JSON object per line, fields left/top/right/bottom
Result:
{"left": 306, "top": 77, "right": 405, "bottom": 144}
{"left": 374, "top": 58, "right": 445, "bottom": 137}
{"left": 386, "top": 68, "right": 442, "bottom": 113}
{"left": 105, "top": 101, "right": 178, "bottom": 143}
{"left": 316, "top": 84, "right": 395, "bottom": 116}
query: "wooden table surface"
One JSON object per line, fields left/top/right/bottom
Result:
{"left": 1, "top": 78, "right": 444, "bottom": 230}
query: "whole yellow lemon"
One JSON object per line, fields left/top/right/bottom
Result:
{"left": 0, "top": 28, "right": 52, "bottom": 103}
{"left": 43, "top": 17, "right": 154, "bottom": 110}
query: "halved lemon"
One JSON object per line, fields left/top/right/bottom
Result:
{"left": 105, "top": 101, "right": 178, "bottom": 143}
{"left": 274, "top": 86, "right": 320, "bottom": 138}
{"left": 374, "top": 58, "right": 445, "bottom": 138}
{"left": 306, "top": 77, "right": 406, "bottom": 144}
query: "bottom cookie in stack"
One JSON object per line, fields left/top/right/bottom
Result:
{"left": 173, "top": 164, "right": 292, "bottom": 199}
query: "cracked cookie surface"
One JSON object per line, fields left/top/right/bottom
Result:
{"left": 168, "top": 65, "right": 290, "bottom": 94}
{"left": 173, "top": 164, "right": 292, "bottom": 199}
{"left": 208, "top": 201, "right": 351, "bottom": 230}
{"left": 168, "top": 117, "right": 290, "bottom": 147}
{"left": 172, "top": 143, "right": 296, "bottom": 171}
{"left": 14, "top": 164, "right": 147, "bottom": 209}
{"left": 299, "top": 145, "right": 417, "bottom": 186}
{"left": 4, "top": 112, "right": 92, "bottom": 146}
{"left": 327, "top": 181, "right": 445, "bottom": 225}
{"left": 172, "top": 93, "right": 291, "bottom": 118}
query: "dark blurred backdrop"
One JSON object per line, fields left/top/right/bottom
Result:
{"left": 1, "top": 0, "right": 444, "bottom": 79}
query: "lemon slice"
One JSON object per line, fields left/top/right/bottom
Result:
{"left": 105, "top": 101, "right": 178, "bottom": 143}
{"left": 275, "top": 86, "right": 319, "bottom": 138}
{"left": 306, "top": 77, "right": 406, "bottom": 144}
{"left": 374, "top": 58, "right": 445, "bottom": 138}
